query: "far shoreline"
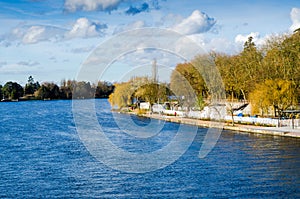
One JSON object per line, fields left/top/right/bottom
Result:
{"left": 2, "top": 98, "right": 299, "bottom": 139}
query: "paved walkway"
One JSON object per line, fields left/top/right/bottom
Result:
{"left": 223, "top": 124, "right": 300, "bottom": 138}
{"left": 143, "top": 113, "right": 300, "bottom": 138}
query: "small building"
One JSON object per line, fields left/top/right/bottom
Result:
{"left": 139, "top": 102, "right": 150, "bottom": 110}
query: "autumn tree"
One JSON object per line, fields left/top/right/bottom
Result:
{"left": 170, "top": 62, "right": 206, "bottom": 108}
{"left": 237, "top": 36, "right": 264, "bottom": 100}
{"left": 215, "top": 54, "right": 242, "bottom": 100}
{"left": 135, "top": 82, "right": 169, "bottom": 105}
{"left": 109, "top": 81, "right": 133, "bottom": 109}
{"left": 109, "top": 77, "right": 169, "bottom": 109}
{"left": 249, "top": 79, "right": 297, "bottom": 117}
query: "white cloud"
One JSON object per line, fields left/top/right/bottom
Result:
{"left": 178, "top": 34, "right": 241, "bottom": 54}
{"left": 64, "top": 0, "right": 124, "bottom": 12}
{"left": 71, "top": 46, "right": 95, "bottom": 54}
{"left": 113, "top": 20, "right": 146, "bottom": 34}
{"left": 235, "top": 32, "right": 266, "bottom": 46}
{"left": 173, "top": 10, "right": 216, "bottom": 35}
{"left": 0, "top": 18, "right": 106, "bottom": 46}
{"left": 65, "top": 17, "right": 107, "bottom": 39}
{"left": 205, "top": 38, "right": 240, "bottom": 54}
{"left": 64, "top": 0, "right": 164, "bottom": 13}
{"left": 0, "top": 62, "right": 41, "bottom": 74}
{"left": 2, "top": 25, "right": 65, "bottom": 45}
{"left": 22, "top": 26, "right": 46, "bottom": 44}
{"left": 157, "top": 13, "right": 183, "bottom": 27}
{"left": 290, "top": 7, "right": 300, "bottom": 32}
{"left": 17, "top": 61, "right": 40, "bottom": 66}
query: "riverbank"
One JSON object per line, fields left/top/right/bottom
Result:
{"left": 138, "top": 112, "right": 300, "bottom": 138}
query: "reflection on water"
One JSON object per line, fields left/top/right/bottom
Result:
{"left": 0, "top": 99, "right": 299, "bottom": 198}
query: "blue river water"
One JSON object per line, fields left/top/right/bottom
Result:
{"left": 0, "top": 99, "right": 299, "bottom": 198}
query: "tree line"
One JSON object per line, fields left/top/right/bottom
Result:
{"left": 109, "top": 30, "right": 300, "bottom": 117}
{"left": 0, "top": 76, "right": 114, "bottom": 101}
{"left": 216, "top": 30, "right": 299, "bottom": 116}
{"left": 108, "top": 76, "right": 172, "bottom": 109}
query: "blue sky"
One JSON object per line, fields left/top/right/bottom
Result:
{"left": 0, "top": 0, "right": 299, "bottom": 85}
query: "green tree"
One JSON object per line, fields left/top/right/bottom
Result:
{"left": 73, "top": 81, "right": 94, "bottom": 99}
{"left": 24, "top": 76, "right": 40, "bottom": 95}
{"left": 60, "top": 79, "right": 75, "bottom": 99}
{"left": 0, "top": 85, "right": 3, "bottom": 100}
{"left": 35, "top": 82, "right": 60, "bottom": 99}
{"left": 2, "top": 81, "right": 24, "bottom": 100}
{"left": 95, "top": 81, "right": 114, "bottom": 98}
{"left": 196, "top": 95, "right": 206, "bottom": 111}
{"left": 135, "top": 82, "right": 169, "bottom": 105}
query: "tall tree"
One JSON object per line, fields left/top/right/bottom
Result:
{"left": 170, "top": 62, "right": 206, "bottom": 108}
{"left": 24, "top": 76, "right": 40, "bottom": 95}
{"left": 215, "top": 53, "right": 242, "bottom": 100}
{"left": 238, "top": 36, "right": 264, "bottom": 100}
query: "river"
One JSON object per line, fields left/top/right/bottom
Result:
{"left": 0, "top": 99, "right": 299, "bottom": 198}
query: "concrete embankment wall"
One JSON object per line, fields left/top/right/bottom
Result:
{"left": 143, "top": 113, "right": 300, "bottom": 138}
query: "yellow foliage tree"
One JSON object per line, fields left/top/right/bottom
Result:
{"left": 249, "top": 79, "right": 297, "bottom": 116}
{"left": 108, "top": 82, "right": 132, "bottom": 109}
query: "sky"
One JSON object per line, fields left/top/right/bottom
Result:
{"left": 0, "top": 0, "right": 299, "bottom": 85}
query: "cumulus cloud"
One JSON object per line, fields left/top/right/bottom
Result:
{"left": 0, "top": 18, "right": 107, "bottom": 46}
{"left": 290, "top": 7, "right": 300, "bottom": 32}
{"left": 234, "top": 32, "right": 273, "bottom": 51}
{"left": 125, "top": 3, "right": 149, "bottom": 15}
{"left": 234, "top": 32, "right": 266, "bottom": 46}
{"left": 64, "top": 0, "right": 124, "bottom": 12}
{"left": 65, "top": 17, "right": 107, "bottom": 39}
{"left": 173, "top": 10, "right": 216, "bottom": 35}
